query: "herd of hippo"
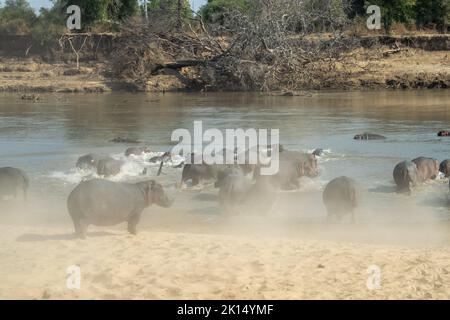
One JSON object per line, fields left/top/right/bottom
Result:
{"left": 1, "top": 132, "right": 450, "bottom": 238}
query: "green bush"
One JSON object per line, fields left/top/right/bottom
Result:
{"left": 31, "top": 5, "right": 66, "bottom": 47}
{"left": 199, "top": 0, "right": 252, "bottom": 24}
{"left": 146, "top": 0, "right": 192, "bottom": 18}
{"left": 415, "top": 0, "right": 449, "bottom": 32}
{"left": 0, "top": 0, "right": 36, "bottom": 34}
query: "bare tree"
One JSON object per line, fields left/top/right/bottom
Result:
{"left": 112, "top": 0, "right": 372, "bottom": 91}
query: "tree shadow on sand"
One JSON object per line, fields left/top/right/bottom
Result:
{"left": 16, "top": 231, "right": 115, "bottom": 242}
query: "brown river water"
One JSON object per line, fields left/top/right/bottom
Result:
{"left": 1, "top": 90, "right": 450, "bottom": 245}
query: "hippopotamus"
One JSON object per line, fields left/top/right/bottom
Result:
{"left": 252, "top": 150, "right": 318, "bottom": 190}
{"left": 312, "top": 148, "right": 324, "bottom": 157}
{"left": 440, "top": 160, "right": 450, "bottom": 177}
{"left": 96, "top": 158, "right": 124, "bottom": 177}
{"left": 109, "top": 137, "right": 142, "bottom": 144}
{"left": 278, "top": 151, "right": 319, "bottom": 178}
{"left": 215, "top": 167, "right": 252, "bottom": 210}
{"left": 354, "top": 133, "right": 386, "bottom": 140}
{"left": 0, "top": 167, "right": 29, "bottom": 200}
{"left": 67, "top": 179, "right": 173, "bottom": 238}
{"left": 76, "top": 153, "right": 107, "bottom": 171}
{"left": 438, "top": 131, "right": 450, "bottom": 137}
{"left": 125, "top": 147, "right": 151, "bottom": 157}
{"left": 181, "top": 163, "right": 230, "bottom": 186}
{"left": 271, "top": 160, "right": 304, "bottom": 190}
{"left": 215, "top": 166, "right": 278, "bottom": 215}
{"left": 411, "top": 157, "right": 439, "bottom": 181}
{"left": 149, "top": 152, "right": 172, "bottom": 164}
{"left": 393, "top": 161, "right": 421, "bottom": 193}
{"left": 322, "top": 176, "right": 360, "bottom": 223}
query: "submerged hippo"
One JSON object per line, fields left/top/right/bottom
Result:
{"left": 440, "top": 160, "right": 450, "bottom": 177}
{"left": 125, "top": 147, "right": 151, "bottom": 157}
{"left": 96, "top": 158, "right": 124, "bottom": 177}
{"left": 67, "top": 179, "right": 173, "bottom": 238}
{"left": 323, "top": 176, "right": 360, "bottom": 223}
{"left": 110, "top": 137, "right": 142, "bottom": 144}
{"left": 181, "top": 163, "right": 229, "bottom": 186}
{"left": 411, "top": 157, "right": 439, "bottom": 181}
{"left": 393, "top": 161, "right": 421, "bottom": 193}
{"left": 76, "top": 153, "right": 107, "bottom": 171}
{"left": 354, "top": 133, "right": 386, "bottom": 140}
{"left": 0, "top": 167, "right": 29, "bottom": 200}
{"left": 312, "top": 148, "right": 324, "bottom": 157}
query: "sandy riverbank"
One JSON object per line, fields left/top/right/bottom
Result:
{"left": 1, "top": 220, "right": 450, "bottom": 300}
{"left": 0, "top": 45, "right": 448, "bottom": 93}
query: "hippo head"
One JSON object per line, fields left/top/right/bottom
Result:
{"left": 440, "top": 160, "right": 450, "bottom": 177}
{"left": 144, "top": 180, "right": 173, "bottom": 208}
{"left": 298, "top": 154, "right": 319, "bottom": 178}
{"left": 76, "top": 154, "right": 98, "bottom": 170}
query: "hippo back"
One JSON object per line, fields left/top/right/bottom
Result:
{"left": 323, "top": 176, "right": 360, "bottom": 217}
{"left": 393, "top": 161, "right": 420, "bottom": 193}
{"left": 96, "top": 158, "right": 123, "bottom": 177}
{"left": 76, "top": 153, "right": 105, "bottom": 170}
{"left": 412, "top": 157, "right": 439, "bottom": 181}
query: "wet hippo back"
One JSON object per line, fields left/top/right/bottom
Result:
{"left": 76, "top": 153, "right": 106, "bottom": 170}
{"left": 393, "top": 161, "right": 420, "bottom": 193}
{"left": 96, "top": 158, "right": 123, "bottom": 177}
{"left": 412, "top": 157, "right": 439, "bottom": 181}
{"left": 354, "top": 133, "right": 386, "bottom": 140}
{"left": 323, "top": 176, "right": 360, "bottom": 223}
